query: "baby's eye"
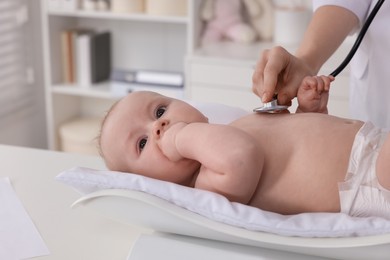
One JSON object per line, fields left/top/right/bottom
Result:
{"left": 139, "top": 138, "right": 147, "bottom": 152}
{"left": 155, "top": 106, "right": 166, "bottom": 118}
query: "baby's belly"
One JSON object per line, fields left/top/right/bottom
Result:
{"left": 249, "top": 144, "right": 351, "bottom": 215}
{"left": 249, "top": 169, "right": 344, "bottom": 215}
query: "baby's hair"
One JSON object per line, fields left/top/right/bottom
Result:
{"left": 95, "top": 99, "right": 121, "bottom": 161}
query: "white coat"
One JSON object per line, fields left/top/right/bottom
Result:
{"left": 313, "top": 0, "right": 390, "bottom": 129}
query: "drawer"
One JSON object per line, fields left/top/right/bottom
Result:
{"left": 190, "top": 84, "right": 261, "bottom": 111}
{"left": 189, "top": 63, "right": 254, "bottom": 90}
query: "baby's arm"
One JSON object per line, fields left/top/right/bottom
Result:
{"left": 296, "top": 75, "right": 334, "bottom": 113}
{"left": 159, "top": 122, "right": 263, "bottom": 204}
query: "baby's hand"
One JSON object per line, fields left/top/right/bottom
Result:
{"left": 297, "top": 75, "right": 334, "bottom": 113}
{"left": 157, "top": 122, "right": 187, "bottom": 162}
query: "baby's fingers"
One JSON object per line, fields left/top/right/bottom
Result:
{"left": 317, "top": 75, "right": 334, "bottom": 92}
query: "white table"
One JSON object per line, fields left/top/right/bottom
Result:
{"left": 0, "top": 145, "right": 150, "bottom": 260}
{"left": 1, "top": 145, "right": 329, "bottom": 260}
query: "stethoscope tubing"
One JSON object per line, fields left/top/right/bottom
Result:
{"left": 330, "top": 0, "right": 385, "bottom": 77}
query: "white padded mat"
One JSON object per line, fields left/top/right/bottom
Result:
{"left": 57, "top": 167, "right": 390, "bottom": 238}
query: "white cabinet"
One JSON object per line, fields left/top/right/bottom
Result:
{"left": 41, "top": 0, "right": 189, "bottom": 150}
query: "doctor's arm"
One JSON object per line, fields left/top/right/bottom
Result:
{"left": 252, "top": 6, "right": 358, "bottom": 105}
{"left": 295, "top": 6, "right": 358, "bottom": 75}
{"left": 159, "top": 122, "right": 263, "bottom": 204}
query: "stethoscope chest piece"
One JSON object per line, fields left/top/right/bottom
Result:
{"left": 253, "top": 97, "right": 288, "bottom": 113}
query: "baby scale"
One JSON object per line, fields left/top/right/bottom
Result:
{"left": 73, "top": 188, "right": 390, "bottom": 260}
{"left": 254, "top": 0, "right": 385, "bottom": 113}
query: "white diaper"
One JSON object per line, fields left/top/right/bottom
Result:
{"left": 339, "top": 122, "right": 390, "bottom": 219}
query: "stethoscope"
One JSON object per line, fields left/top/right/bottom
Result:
{"left": 254, "top": 0, "right": 385, "bottom": 113}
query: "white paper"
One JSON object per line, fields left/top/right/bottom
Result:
{"left": 0, "top": 177, "right": 50, "bottom": 259}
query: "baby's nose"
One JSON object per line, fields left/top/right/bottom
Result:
{"left": 153, "top": 119, "right": 168, "bottom": 138}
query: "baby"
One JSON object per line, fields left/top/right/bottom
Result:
{"left": 99, "top": 75, "right": 390, "bottom": 219}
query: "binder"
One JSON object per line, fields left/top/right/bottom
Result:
{"left": 90, "top": 32, "right": 111, "bottom": 83}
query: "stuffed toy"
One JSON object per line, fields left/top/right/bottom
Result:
{"left": 200, "top": 0, "right": 274, "bottom": 46}
{"left": 244, "top": 0, "right": 274, "bottom": 41}
{"left": 200, "top": 0, "right": 257, "bottom": 46}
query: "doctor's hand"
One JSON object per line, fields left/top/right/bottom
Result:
{"left": 252, "top": 46, "right": 315, "bottom": 105}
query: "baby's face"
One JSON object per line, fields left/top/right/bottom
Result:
{"left": 100, "top": 91, "right": 208, "bottom": 185}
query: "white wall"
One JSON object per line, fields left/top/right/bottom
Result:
{"left": 0, "top": 1, "right": 48, "bottom": 149}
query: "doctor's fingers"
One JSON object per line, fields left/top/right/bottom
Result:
{"left": 252, "top": 47, "right": 291, "bottom": 103}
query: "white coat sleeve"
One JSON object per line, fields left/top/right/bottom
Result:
{"left": 312, "top": 0, "right": 372, "bottom": 26}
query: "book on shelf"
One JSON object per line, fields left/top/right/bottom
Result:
{"left": 48, "top": 0, "right": 78, "bottom": 10}
{"left": 60, "top": 29, "right": 111, "bottom": 87}
{"left": 61, "top": 30, "right": 74, "bottom": 84}
{"left": 110, "top": 69, "right": 184, "bottom": 88}
{"left": 48, "top": 0, "right": 79, "bottom": 11}
{"left": 110, "top": 81, "right": 185, "bottom": 99}
{"left": 90, "top": 32, "right": 111, "bottom": 84}
{"left": 47, "top": 0, "right": 61, "bottom": 10}
{"left": 75, "top": 31, "right": 93, "bottom": 87}
{"left": 62, "top": 0, "right": 79, "bottom": 10}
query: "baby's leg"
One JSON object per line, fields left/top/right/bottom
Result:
{"left": 377, "top": 132, "right": 390, "bottom": 190}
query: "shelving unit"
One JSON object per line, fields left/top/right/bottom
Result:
{"left": 41, "top": 0, "right": 190, "bottom": 151}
